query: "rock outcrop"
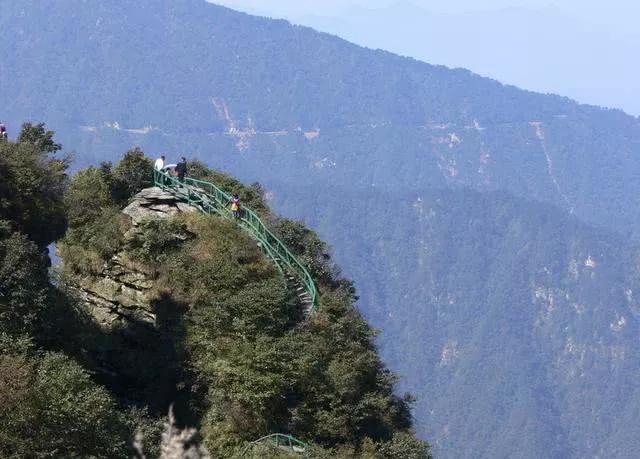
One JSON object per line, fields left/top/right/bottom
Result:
{"left": 69, "top": 187, "right": 194, "bottom": 330}
{"left": 68, "top": 254, "right": 156, "bottom": 329}
{"left": 123, "top": 186, "right": 196, "bottom": 226}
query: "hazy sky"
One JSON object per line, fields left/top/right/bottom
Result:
{"left": 214, "top": 0, "right": 640, "bottom": 29}
{"left": 211, "top": 1, "right": 640, "bottom": 115}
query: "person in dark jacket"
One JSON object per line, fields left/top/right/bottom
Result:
{"left": 176, "top": 157, "right": 188, "bottom": 182}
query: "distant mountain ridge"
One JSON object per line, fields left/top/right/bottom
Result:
{"left": 2, "top": 1, "right": 640, "bottom": 457}
{"left": 3, "top": 1, "right": 639, "bottom": 235}
{"left": 291, "top": 2, "right": 640, "bottom": 116}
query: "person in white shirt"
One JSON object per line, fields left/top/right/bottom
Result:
{"left": 154, "top": 155, "right": 165, "bottom": 171}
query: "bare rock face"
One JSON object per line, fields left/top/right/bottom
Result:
{"left": 68, "top": 254, "right": 157, "bottom": 330}
{"left": 123, "top": 187, "right": 196, "bottom": 226}
{"left": 71, "top": 187, "right": 195, "bottom": 330}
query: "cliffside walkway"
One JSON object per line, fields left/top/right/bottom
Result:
{"left": 153, "top": 169, "right": 318, "bottom": 312}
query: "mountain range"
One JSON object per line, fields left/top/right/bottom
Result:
{"left": 2, "top": 1, "right": 640, "bottom": 457}
{"left": 290, "top": 2, "right": 640, "bottom": 116}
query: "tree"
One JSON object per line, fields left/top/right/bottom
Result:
{"left": 0, "top": 232, "right": 50, "bottom": 337}
{"left": 0, "top": 341, "right": 133, "bottom": 458}
{"left": 112, "top": 147, "right": 154, "bottom": 202}
{"left": 0, "top": 126, "right": 68, "bottom": 247}
{"left": 16, "top": 122, "right": 61, "bottom": 153}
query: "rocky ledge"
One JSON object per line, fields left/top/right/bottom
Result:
{"left": 123, "top": 186, "right": 196, "bottom": 226}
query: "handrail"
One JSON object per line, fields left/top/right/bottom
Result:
{"left": 153, "top": 169, "right": 318, "bottom": 311}
{"left": 241, "top": 433, "right": 308, "bottom": 456}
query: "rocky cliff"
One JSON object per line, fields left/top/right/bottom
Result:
{"left": 65, "top": 187, "right": 195, "bottom": 330}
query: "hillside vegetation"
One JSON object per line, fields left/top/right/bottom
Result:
{"left": 298, "top": 188, "right": 640, "bottom": 458}
{"left": 0, "top": 124, "right": 149, "bottom": 458}
{"left": 0, "top": 125, "right": 430, "bottom": 458}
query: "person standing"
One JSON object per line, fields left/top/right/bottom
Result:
{"left": 154, "top": 155, "right": 166, "bottom": 186}
{"left": 154, "top": 155, "right": 165, "bottom": 171}
{"left": 231, "top": 194, "right": 241, "bottom": 220}
{"left": 0, "top": 122, "right": 7, "bottom": 141}
{"left": 176, "top": 157, "right": 188, "bottom": 182}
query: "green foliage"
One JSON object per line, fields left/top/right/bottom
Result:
{"left": 60, "top": 149, "right": 154, "bottom": 275}
{"left": 64, "top": 147, "right": 151, "bottom": 232}
{"left": 0, "top": 124, "right": 68, "bottom": 247}
{"left": 59, "top": 208, "right": 127, "bottom": 275}
{"left": 126, "top": 218, "right": 191, "bottom": 265}
{"left": 60, "top": 162, "right": 129, "bottom": 274}
{"left": 64, "top": 165, "right": 118, "bottom": 229}
{"left": 0, "top": 232, "right": 49, "bottom": 337}
{"left": 376, "top": 432, "right": 433, "bottom": 459}
{"left": 16, "top": 122, "right": 61, "bottom": 153}
{"left": 0, "top": 138, "right": 173, "bottom": 458}
{"left": 112, "top": 147, "right": 154, "bottom": 201}
{"left": 4, "top": 2, "right": 640, "bottom": 457}
{"left": 54, "top": 153, "right": 430, "bottom": 457}
{"left": 0, "top": 125, "right": 77, "bottom": 340}
{"left": 0, "top": 338, "right": 133, "bottom": 458}
{"left": 281, "top": 290, "right": 415, "bottom": 449}
{"left": 125, "top": 406, "right": 164, "bottom": 458}
{"left": 274, "top": 219, "right": 336, "bottom": 286}
{"left": 115, "top": 212, "right": 425, "bottom": 456}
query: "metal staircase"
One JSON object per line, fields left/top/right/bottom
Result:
{"left": 153, "top": 169, "right": 318, "bottom": 313}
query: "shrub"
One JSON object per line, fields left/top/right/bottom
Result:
{"left": 112, "top": 147, "right": 154, "bottom": 202}
{"left": 0, "top": 341, "right": 133, "bottom": 458}
{"left": 126, "top": 218, "right": 192, "bottom": 265}
{"left": 65, "top": 166, "right": 115, "bottom": 229}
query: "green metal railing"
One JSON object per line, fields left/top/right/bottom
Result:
{"left": 241, "top": 433, "right": 309, "bottom": 457}
{"left": 153, "top": 169, "right": 318, "bottom": 310}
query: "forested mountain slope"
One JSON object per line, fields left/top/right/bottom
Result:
{"left": 285, "top": 187, "right": 640, "bottom": 458}
{"left": 0, "top": 127, "right": 430, "bottom": 457}
{"left": 2, "top": 1, "right": 640, "bottom": 457}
